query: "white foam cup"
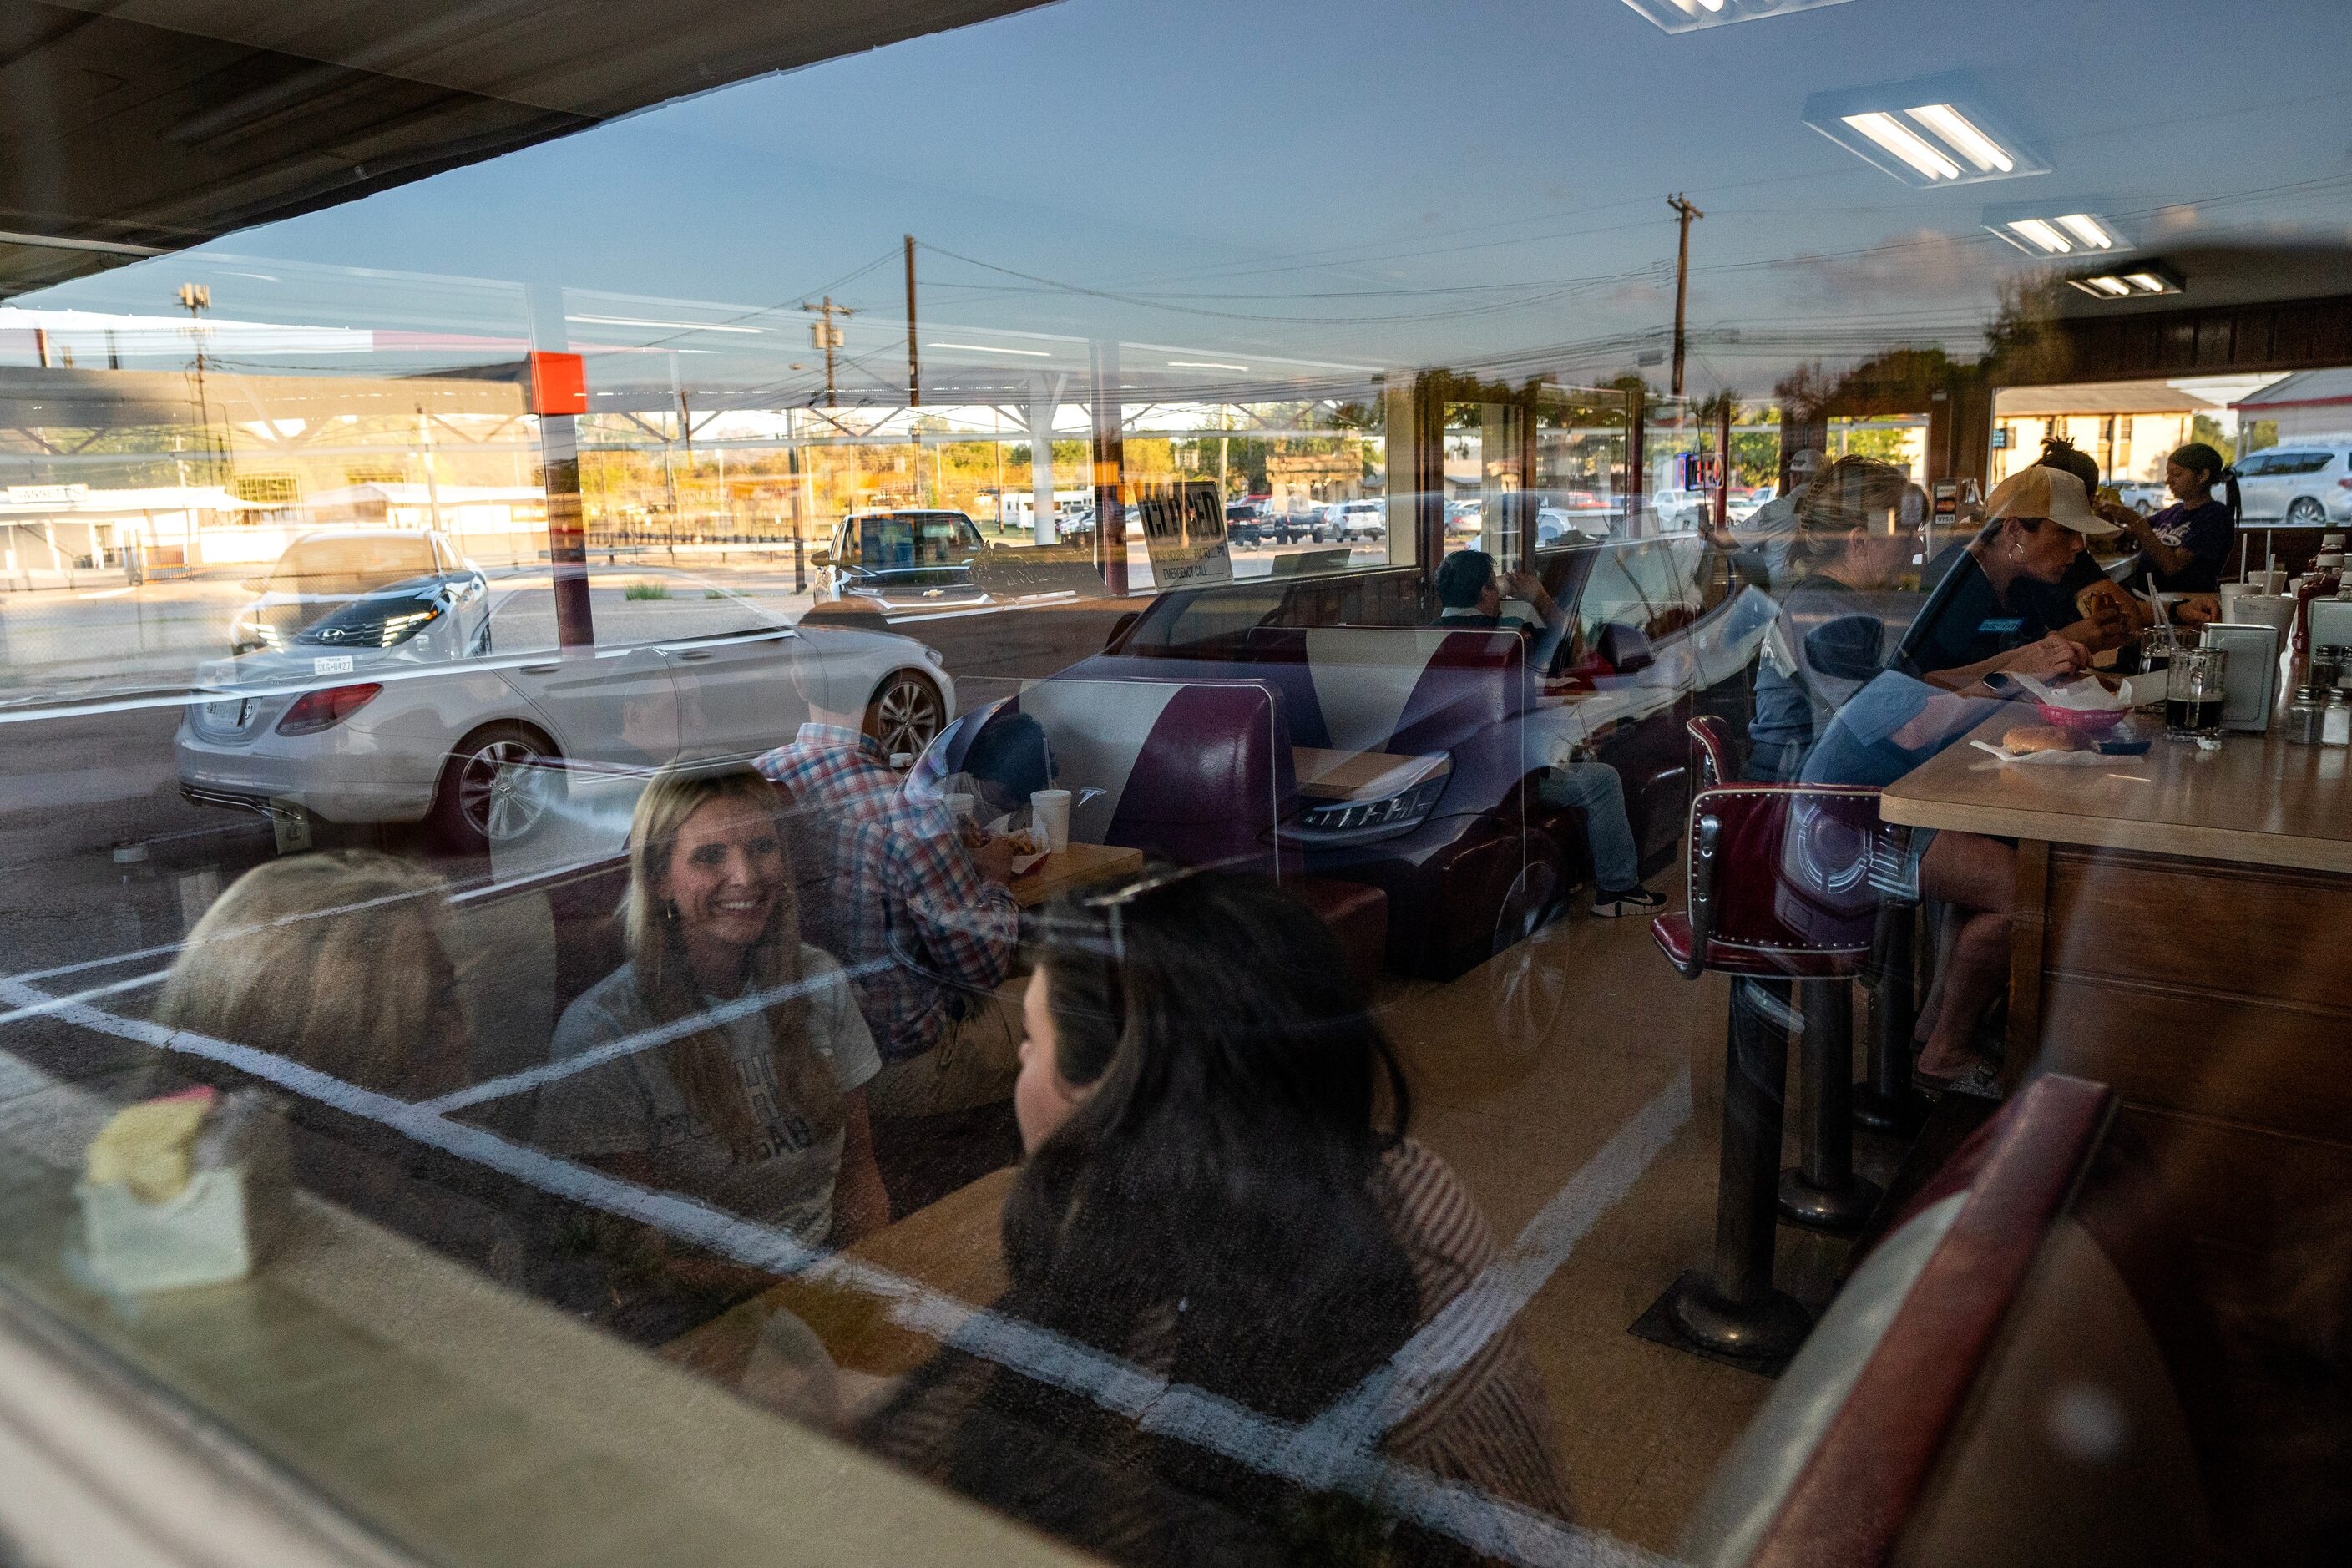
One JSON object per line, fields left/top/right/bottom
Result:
{"left": 1030, "top": 789, "right": 1072, "bottom": 852}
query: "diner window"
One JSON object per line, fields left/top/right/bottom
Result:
{"left": 9, "top": 3, "right": 2352, "bottom": 1566}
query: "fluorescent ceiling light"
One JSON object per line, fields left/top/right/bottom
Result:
{"left": 567, "top": 313, "right": 761, "bottom": 334}
{"left": 1905, "top": 104, "right": 2013, "bottom": 173}
{"left": 2056, "top": 214, "right": 2114, "bottom": 250}
{"left": 2086, "top": 276, "right": 2132, "bottom": 296}
{"left": 2006, "top": 219, "right": 2072, "bottom": 255}
{"left": 930, "top": 341, "right": 1051, "bottom": 357}
{"left": 1624, "top": 0, "right": 1854, "bottom": 33}
{"left": 2124, "top": 273, "right": 2168, "bottom": 293}
{"left": 1167, "top": 359, "right": 1249, "bottom": 372}
{"left": 1843, "top": 112, "right": 1960, "bottom": 180}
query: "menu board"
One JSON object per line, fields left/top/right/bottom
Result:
{"left": 1134, "top": 478, "right": 1233, "bottom": 589}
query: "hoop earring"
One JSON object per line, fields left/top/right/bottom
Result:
{"left": 2009, "top": 540, "right": 2025, "bottom": 563}
{"left": 664, "top": 899, "right": 680, "bottom": 923}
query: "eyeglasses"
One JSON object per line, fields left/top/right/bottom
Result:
{"left": 1080, "top": 862, "right": 1205, "bottom": 961}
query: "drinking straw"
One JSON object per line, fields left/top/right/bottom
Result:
{"left": 2144, "top": 578, "right": 2176, "bottom": 649}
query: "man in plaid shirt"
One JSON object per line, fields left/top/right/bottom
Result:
{"left": 757, "top": 706, "right": 1024, "bottom": 1120}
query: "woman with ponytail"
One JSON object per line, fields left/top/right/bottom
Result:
{"left": 535, "top": 760, "right": 889, "bottom": 1245}
{"left": 2118, "top": 442, "right": 2239, "bottom": 594}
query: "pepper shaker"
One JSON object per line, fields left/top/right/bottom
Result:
{"left": 2287, "top": 685, "right": 2327, "bottom": 746}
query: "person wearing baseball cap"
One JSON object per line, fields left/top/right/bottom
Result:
{"left": 1893, "top": 465, "right": 2129, "bottom": 693}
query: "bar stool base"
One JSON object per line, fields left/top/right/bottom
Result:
{"left": 1853, "top": 1082, "right": 1924, "bottom": 1136}
{"left": 1631, "top": 1270, "right": 1813, "bottom": 1374}
{"left": 1777, "top": 1168, "right": 1884, "bottom": 1232}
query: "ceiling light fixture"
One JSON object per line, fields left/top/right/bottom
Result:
{"left": 929, "top": 341, "right": 1051, "bottom": 357}
{"left": 566, "top": 313, "right": 761, "bottom": 334}
{"left": 2055, "top": 213, "right": 2114, "bottom": 250}
{"left": 1905, "top": 104, "right": 2013, "bottom": 173}
{"left": 2065, "top": 262, "right": 2182, "bottom": 299}
{"left": 1842, "top": 111, "right": 1960, "bottom": 180}
{"left": 1621, "top": 0, "right": 1854, "bottom": 34}
{"left": 1985, "top": 203, "right": 2129, "bottom": 255}
{"left": 1807, "top": 73, "right": 2048, "bottom": 187}
{"left": 2006, "top": 219, "right": 2073, "bottom": 255}
{"left": 1167, "top": 360, "right": 1250, "bottom": 372}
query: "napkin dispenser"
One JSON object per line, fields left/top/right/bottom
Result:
{"left": 2202, "top": 622, "right": 2279, "bottom": 732}
{"left": 2309, "top": 595, "right": 2352, "bottom": 660}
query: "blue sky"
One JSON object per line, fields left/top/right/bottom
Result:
{"left": 23, "top": 0, "right": 2352, "bottom": 402}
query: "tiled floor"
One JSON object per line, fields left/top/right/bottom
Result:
{"left": 1374, "top": 898, "right": 1869, "bottom": 1554}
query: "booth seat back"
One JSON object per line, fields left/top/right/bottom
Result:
{"left": 1014, "top": 676, "right": 1296, "bottom": 878}
{"left": 1679, "top": 1075, "right": 2219, "bottom": 1568}
{"left": 1233, "top": 625, "right": 1527, "bottom": 755}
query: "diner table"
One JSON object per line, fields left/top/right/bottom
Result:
{"left": 1880, "top": 708, "right": 2352, "bottom": 1273}
{"left": 663, "top": 1166, "right": 1015, "bottom": 1385}
{"left": 1005, "top": 842, "right": 1143, "bottom": 908}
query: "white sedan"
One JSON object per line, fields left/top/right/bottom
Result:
{"left": 176, "top": 566, "right": 953, "bottom": 851}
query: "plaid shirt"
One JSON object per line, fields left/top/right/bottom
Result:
{"left": 756, "top": 724, "right": 1019, "bottom": 1062}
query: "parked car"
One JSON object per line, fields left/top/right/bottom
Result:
{"left": 1227, "top": 499, "right": 1312, "bottom": 545}
{"left": 1536, "top": 505, "right": 1611, "bottom": 546}
{"left": 1446, "top": 498, "right": 1485, "bottom": 540}
{"left": 178, "top": 566, "right": 953, "bottom": 852}
{"left": 817, "top": 509, "right": 990, "bottom": 606}
{"left": 2231, "top": 443, "right": 2352, "bottom": 525}
{"left": 1651, "top": 488, "right": 1716, "bottom": 529}
{"left": 1331, "top": 499, "right": 1388, "bottom": 541}
{"left": 2111, "top": 479, "right": 2169, "bottom": 515}
{"left": 230, "top": 529, "right": 472, "bottom": 654}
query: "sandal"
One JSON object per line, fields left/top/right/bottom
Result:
{"left": 1912, "top": 1056, "right": 2006, "bottom": 1101}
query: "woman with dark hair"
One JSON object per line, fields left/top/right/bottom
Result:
{"left": 2113, "top": 441, "right": 2240, "bottom": 594}
{"left": 863, "top": 871, "right": 1565, "bottom": 1563}
{"left": 535, "top": 761, "right": 889, "bottom": 1246}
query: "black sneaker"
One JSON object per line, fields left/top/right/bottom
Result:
{"left": 1591, "top": 885, "right": 1667, "bottom": 918}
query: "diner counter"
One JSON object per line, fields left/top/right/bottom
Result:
{"left": 1882, "top": 710, "right": 2352, "bottom": 876}
{"left": 1881, "top": 705, "right": 2352, "bottom": 1282}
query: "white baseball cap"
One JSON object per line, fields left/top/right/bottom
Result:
{"left": 1787, "top": 449, "right": 1824, "bottom": 475}
{"left": 1984, "top": 466, "right": 2121, "bottom": 537}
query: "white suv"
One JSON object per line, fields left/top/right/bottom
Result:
{"left": 2233, "top": 442, "right": 2352, "bottom": 526}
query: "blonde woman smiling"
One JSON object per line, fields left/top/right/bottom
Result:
{"left": 536, "top": 761, "right": 889, "bottom": 1246}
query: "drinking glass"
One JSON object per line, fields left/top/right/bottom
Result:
{"left": 2165, "top": 645, "right": 2228, "bottom": 741}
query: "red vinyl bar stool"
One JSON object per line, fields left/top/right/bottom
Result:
{"left": 1636, "top": 727, "right": 1892, "bottom": 1366}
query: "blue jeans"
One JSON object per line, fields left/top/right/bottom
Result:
{"left": 1539, "top": 761, "right": 1641, "bottom": 892}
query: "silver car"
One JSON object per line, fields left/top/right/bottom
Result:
{"left": 229, "top": 528, "right": 472, "bottom": 654}
{"left": 177, "top": 566, "right": 953, "bottom": 851}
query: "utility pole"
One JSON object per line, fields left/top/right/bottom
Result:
{"left": 177, "top": 282, "right": 217, "bottom": 481}
{"left": 904, "top": 234, "right": 921, "bottom": 410}
{"left": 802, "top": 296, "right": 856, "bottom": 408}
{"left": 1667, "top": 194, "right": 1703, "bottom": 399}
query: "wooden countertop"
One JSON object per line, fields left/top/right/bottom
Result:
{"left": 1882, "top": 710, "right": 2352, "bottom": 874}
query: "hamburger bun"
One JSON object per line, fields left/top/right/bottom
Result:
{"left": 2003, "top": 723, "right": 2085, "bottom": 755}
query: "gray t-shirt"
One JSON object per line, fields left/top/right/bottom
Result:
{"left": 535, "top": 946, "right": 880, "bottom": 1242}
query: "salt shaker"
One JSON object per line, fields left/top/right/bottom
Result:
{"left": 2326, "top": 689, "right": 2352, "bottom": 748}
